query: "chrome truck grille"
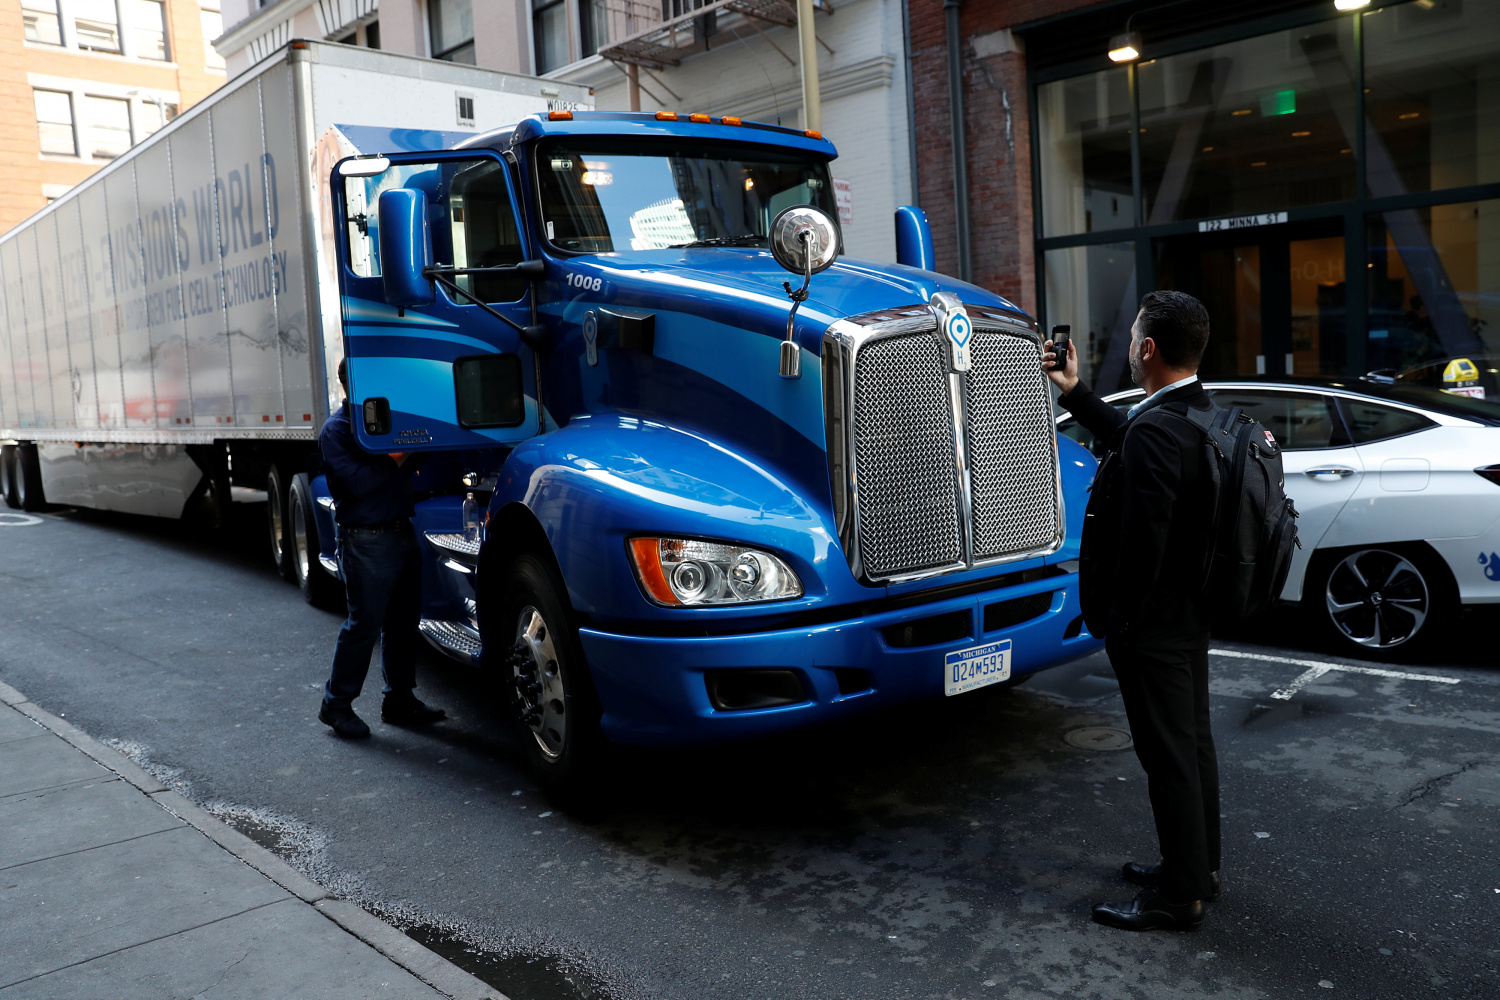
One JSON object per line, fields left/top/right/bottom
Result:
{"left": 823, "top": 300, "right": 1063, "bottom": 584}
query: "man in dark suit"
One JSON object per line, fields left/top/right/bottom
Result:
{"left": 1043, "top": 291, "right": 1221, "bottom": 931}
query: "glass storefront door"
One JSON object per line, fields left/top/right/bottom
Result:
{"left": 1154, "top": 218, "right": 1345, "bottom": 380}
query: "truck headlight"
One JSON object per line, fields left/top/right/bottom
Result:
{"left": 629, "top": 537, "right": 803, "bottom": 606}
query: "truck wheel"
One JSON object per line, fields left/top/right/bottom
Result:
{"left": 0, "top": 445, "right": 17, "bottom": 509}
{"left": 266, "top": 465, "right": 293, "bottom": 579}
{"left": 289, "top": 473, "right": 344, "bottom": 611}
{"left": 14, "top": 444, "right": 46, "bottom": 512}
{"left": 1305, "top": 545, "right": 1452, "bottom": 662}
{"left": 496, "top": 553, "right": 603, "bottom": 800}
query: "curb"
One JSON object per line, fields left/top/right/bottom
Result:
{"left": 0, "top": 678, "right": 505, "bottom": 1000}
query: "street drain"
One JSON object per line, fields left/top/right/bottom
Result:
{"left": 1064, "top": 726, "right": 1133, "bottom": 751}
{"left": 404, "top": 926, "right": 605, "bottom": 1000}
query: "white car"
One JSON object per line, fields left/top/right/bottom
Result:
{"left": 1056, "top": 377, "right": 1500, "bottom": 658}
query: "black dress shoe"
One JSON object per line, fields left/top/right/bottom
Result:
{"left": 1092, "top": 889, "right": 1204, "bottom": 932}
{"left": 1121, "top": 861, "right": 1221, "bottom": 903}
{"left": 318, "top": 703, "right": 371, "bottom": 738}
{"left": 382, "top": 694, "right": 447, "bottom": 726}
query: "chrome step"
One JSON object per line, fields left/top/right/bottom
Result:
{"left": 318, "top": 554, "right": 340, "bottom": 576}
{"left": 419, "top": 618, "right": 482, "bottom": 664}
{"left": 425, "top": 531, "right": 480, "bottom": 563}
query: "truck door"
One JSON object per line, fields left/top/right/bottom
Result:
{"left": 333, "top": 151, "right": 540, "bottom": 452}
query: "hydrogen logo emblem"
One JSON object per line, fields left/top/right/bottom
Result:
{"left": 583, "top": 310, "right": 599, "bottom": 367}
{"left": 943, "top": 306, "right": 973, "bottom": 372}
{"left": 1481, "top": 551, "right": 1500, "bottom": 582}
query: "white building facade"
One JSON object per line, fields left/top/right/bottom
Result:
{"left": 212, "top": 0, "right": 916, "bottom": 259}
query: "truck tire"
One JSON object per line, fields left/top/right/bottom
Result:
{"left": 266, "top": 465, "right": 293, "bottom": 579}
{"left": 14, "top": 444, "right": 46, "bottom": 512}
{"left": 494, "top": 552, "right": 604, "bottom": 801}
{"left": 289, "top": 473, "right": 344, "bottom": 611}
{"left": 0, "top": 445, "right": 17, "bottom": 509}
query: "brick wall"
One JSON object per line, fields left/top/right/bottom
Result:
{"left": 910, "top": 0, "right": 1100, "bottom": 313}
{"left": 0, "top": 0, "right": 226, "bottom": 234}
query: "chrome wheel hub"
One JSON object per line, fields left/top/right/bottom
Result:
{"left": 1325, "top": 549, "right": 1428, "bottom": 649}
{"left": 507, "top": 606, "right": 566, "bottom": 759}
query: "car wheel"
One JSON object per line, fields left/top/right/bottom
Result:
{"left": 1309, "top": 546, "right": 1451, "bottom": 660}
{"left": 289, "top": 473, "right": 344, "bottom": 611}
{"left": 266, "top": 465, "right": 293, "bottom": 580}
{"left": 493, "top": 552, "right": 603, "bottom": 800}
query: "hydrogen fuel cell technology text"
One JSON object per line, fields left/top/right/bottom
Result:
{"left": 0, "top": 42, "right": 1104, "bottom": 793}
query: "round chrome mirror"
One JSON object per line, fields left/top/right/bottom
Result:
{"left": 769, "top": 206, "right": 840, "bottom": 276}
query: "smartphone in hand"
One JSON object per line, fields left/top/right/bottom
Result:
{"left": 1049, "top": 325, "right": 1071, "bottom": 372}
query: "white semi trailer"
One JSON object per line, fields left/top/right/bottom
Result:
{"left": 0, "top": 41, "right": 589, "bottom": 582}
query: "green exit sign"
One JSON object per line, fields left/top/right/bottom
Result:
{"left": 1260, "top": 90, "right": 1296, "bottom": 116}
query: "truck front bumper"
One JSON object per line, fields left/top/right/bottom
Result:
{"left": 579, "top": 574, "right": 1102, "bottom": 746}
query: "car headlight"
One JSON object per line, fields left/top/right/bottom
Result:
{"left": 628, "top": 537, "right": 803, "bottom": 606}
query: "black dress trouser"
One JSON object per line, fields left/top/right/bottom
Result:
{"left": 1106, "top": 634, "right": 1220, "bottom": 902}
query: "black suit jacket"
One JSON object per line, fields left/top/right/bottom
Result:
{"left": 1060, "top": 378, "right": 1216, "bottom": 646}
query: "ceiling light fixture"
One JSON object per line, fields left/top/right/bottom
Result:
{"left": 1108, "top": 31, "right": 1143, "bottom": 63}
{"left": 1334, "top": 0, "right": 1370, "bottom": 10}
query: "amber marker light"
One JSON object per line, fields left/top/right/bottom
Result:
{"left": 689, "top": 113, "right": 711, "bottom": 123}
{"left": 722, "top": 116, "right": 742, "bottom": 125}
{"left": 804, "top": 129, "right": 823, "bottom": 139}
{"left": 628, "top": 537, "right": 681, "bottom": 606}
{"left": 656, "top": 111, "right": 679, "bottom": 121}
{"left": 548, "top": 110, "right": 573, "bottom": 121}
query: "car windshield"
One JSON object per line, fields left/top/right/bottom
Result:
{"left": 534, "top": 137, "right": 837, "bottom": 253}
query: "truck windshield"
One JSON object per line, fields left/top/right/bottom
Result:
{"left": 535, "top": 138, "right": 836, "bottom": 253}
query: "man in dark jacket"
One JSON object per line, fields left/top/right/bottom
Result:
{"left": 1043, "top": 291, "right": 1220, "bottom": 931}
{"left": 317, "top": 360, "right": 447, "bottom": 738}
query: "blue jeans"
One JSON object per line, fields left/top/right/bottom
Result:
{"left": 323, "top": 522, "right": 422, "bottom": 710}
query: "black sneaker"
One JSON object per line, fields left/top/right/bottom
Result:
{"left": 382, "top": 694, "right": 447, "bottom": 726}
{"left": 318, "top": 702, "right": 371, "bottom": 738}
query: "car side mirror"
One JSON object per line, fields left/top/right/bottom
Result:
{"left": 894, "top": 206, "right": 935, "bottom": 271}
{"left": 377, "top": 188, "right": 435, "bottom": 309}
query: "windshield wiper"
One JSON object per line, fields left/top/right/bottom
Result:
{"left": 667, "top": 234, "right": 767, "bottom": 249}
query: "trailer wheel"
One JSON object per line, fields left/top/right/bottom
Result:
{"left": 266, "top": 465, "right": 293, "bottom": 579}
{"left": 14, "top": 444, "right": 46, "bottom": 512}
{"left": 495, "top": 552, "right": 603, "bottom": 801}
{"left": 289, "top": 473, "right": 344, "bottom": 611}
{"left": 0, "top": 445, "right": 17, "bottom": 509}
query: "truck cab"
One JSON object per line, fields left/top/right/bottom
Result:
{"left": 323, "top": 110, "right": 1103, "bottom": 790}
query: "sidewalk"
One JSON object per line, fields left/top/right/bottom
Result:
{"left": 0, "top": 679, "right": 503, "bottom": 999}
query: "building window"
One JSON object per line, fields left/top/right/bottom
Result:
{"left": 1363, "top": 0, "right": 1500, "bottom": 196}
{"left": 1036, "top": 67, "right": 1132, "bottom": 238}
{"left": 534, "top": 0, "right": 567, "bottom": 73}
{"left": 429, "top": 0, "right": 474, "bottom": 63}
{"left": 73, "top": 0, "right": 122, "bottom": 53}
{"left": 122, "top": 0, "right": 167, "bottom": 59}
{"left": 200, "top": 0, "right": 225, "bottom": 69}
{"left": 85, "top": 95, "right": 132, "bottom": 159}
{"left": 22, "top": 0, "right": 63, "bottom": 45}
{"left": 135, "top": 98, "right": 176, "bottom": 140}
{"left": 34, "top": 89, "right": 77, "bottom": 156}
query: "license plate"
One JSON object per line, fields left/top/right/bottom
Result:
{"left": 944, "top": 639, "right": 1012, "bottom": 697}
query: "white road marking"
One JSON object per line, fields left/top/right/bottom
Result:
{"left": 0, "top": 513, "right": 43, "bottom": 526}
{"left": 1209, "top": 648, "right": 1461, "bottom": 701}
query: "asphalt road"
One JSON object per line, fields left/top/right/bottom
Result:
{"left": 1, "top": 504, "right": 1497, "bottom": 1000}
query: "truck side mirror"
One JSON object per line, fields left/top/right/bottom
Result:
{"left": 894, "top": 206, "right": 935, "bottom": 271}
{"left": 377, "top": 188, "right": 435, "bottom": 309}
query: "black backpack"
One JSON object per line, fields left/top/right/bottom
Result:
{"left": 1175, "top": 403, "right": 1302, "bottom": 625}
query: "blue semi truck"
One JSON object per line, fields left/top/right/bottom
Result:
{"left": 0, "top": 42, "right": 1103, "bottom": 792}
